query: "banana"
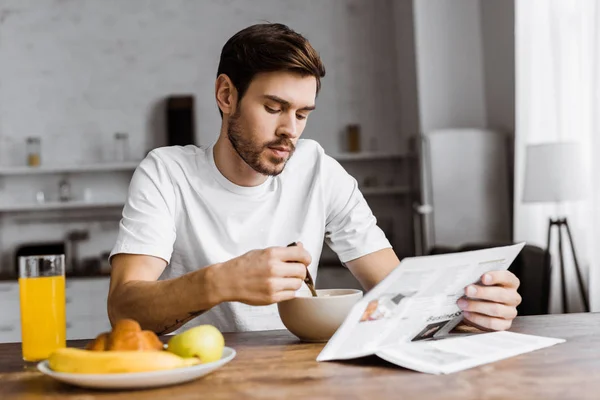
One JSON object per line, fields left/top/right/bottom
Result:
{"left": 49, "top": 347, "right": 200, "bottom": 374}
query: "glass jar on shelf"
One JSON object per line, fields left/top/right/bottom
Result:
{"left": 114, "top": 132, "right": 130, "bottom": 162}
{"left": 59, "top": 178, "right": 71, "bottom": 202}
{"left": 346, "top": 124, "right": 361, "bottom": 153}
{"left": 26, "top": 137, "right": 41, "bottom": 167}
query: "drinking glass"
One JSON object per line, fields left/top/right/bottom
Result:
{"left": 19, "top": 254, "right": 66, "bottom": 362}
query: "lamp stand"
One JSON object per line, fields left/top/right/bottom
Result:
{"left": 545, "top": 217, "right": 590, "bottom": 313}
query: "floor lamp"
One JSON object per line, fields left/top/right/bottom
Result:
{"left": 522, "top": 143, "right": 589, "bottom": 313}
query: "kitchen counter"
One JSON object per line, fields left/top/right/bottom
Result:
{"left": 1, "top": 313, "right": 600, "bottom": 399}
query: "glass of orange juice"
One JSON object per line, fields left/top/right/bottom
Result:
{"left": 19, "top": 254, "right": 66, "bottom": 362}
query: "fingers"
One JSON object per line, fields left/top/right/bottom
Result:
{"left": 268, "top": 277, "right": 304, "bottom": 293}
{"left": 272, "top": 244, "right": 312, "bottom": 266}
{"left": 458, "top": 298, "right": 518, "bottom": 320}
{"left": 274, "top": 262, "right": 307, "bottom": 280}
{"left": 481, "top": 270, "right": 520, "bottom": 288}
{"left": 459, "top": 275, "right": 521, "bottom": 330}
{"left": 265, "top": 278, "right": 302, "bottom": 304}
{"left": 462, "top": 311, "right": 513, "bottom": 331}
{"left": 271, "top": 290, "right": 299, "bottom": 303}
{"left": 464, "top": 284, "right": 522, "bottom": 306}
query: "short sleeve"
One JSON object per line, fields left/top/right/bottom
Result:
{"left": 109, "top": 150, "right": 177, "bottom": 264}
{"left": 323, "top": 155, "right": 392, "bottom": 263}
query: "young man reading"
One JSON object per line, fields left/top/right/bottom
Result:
{"left": 108, "top": 23, "right": 521, "bottom": 335}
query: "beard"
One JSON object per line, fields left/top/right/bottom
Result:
{"left": 226, "top": 109, "right": 296, "bottom": 176}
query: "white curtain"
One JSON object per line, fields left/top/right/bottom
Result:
{"left": 515, "top": 0, "right": 600, "bottom": 312}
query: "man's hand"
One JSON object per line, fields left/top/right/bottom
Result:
{"left": 212, "top": 243, "right": 311, "bottom": 306}
{"left": 457, "top": 270, "right": 522, "bottom": 331}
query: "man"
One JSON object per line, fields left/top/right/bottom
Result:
{"left": 108, "top": 23, "right": 521, "bottom": 335}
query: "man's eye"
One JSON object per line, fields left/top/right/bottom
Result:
{"left": 296, "top": 114, "right": 307, "bottom": 121}
{"left": 265, "top": 106, "right": 280, "bottom": 114}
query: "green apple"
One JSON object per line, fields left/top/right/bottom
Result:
{"left": 167, "top": 325, "right": 224, "bottom": 363}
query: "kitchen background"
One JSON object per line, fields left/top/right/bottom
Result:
{"left": 0, "top": 0, "right": 516, "bottom": 340}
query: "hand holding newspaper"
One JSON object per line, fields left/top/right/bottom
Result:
{"left": 317, "top": 243, "right": 565, "bottom": 374}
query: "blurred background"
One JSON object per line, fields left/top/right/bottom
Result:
{"left": 0, "top": 0, "right": 598, "bottom": 341}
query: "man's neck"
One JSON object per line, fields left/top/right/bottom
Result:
{"left": 213, "top": 134, "right": 269, "bottom": 187}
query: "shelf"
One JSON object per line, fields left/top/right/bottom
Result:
{"left": 0, "top": 200, "right": 125, "bottom": 213}
{"left": 333, "top": 152, "right": 406, "bottom": 162}
{"left": 0, "top": 162, "right": 139, "bottom": 176}
{"left": 361, "top": 186, "right": 411, "bottom": 196}
{"left": 0, "top": 154, "right": 404, "bottom": 174}
{"left": 0, "top": 189, "right": 408, "bottom": 211}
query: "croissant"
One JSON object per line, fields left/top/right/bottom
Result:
{"left": 85, "top": 319, "right": 164, "bottom": 351}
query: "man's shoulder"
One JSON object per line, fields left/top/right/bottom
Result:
{"left": 134, "top": 145, "right": 208, "bottom": 187}
{"left": 147, "top": 145, "right": 204, "bottom": 164}
{"left": 143, "top": 145, "right": 207, "bottom": 175}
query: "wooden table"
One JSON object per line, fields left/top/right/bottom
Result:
{"left": 1, "top": 313, "right": 600, "bottom": 399}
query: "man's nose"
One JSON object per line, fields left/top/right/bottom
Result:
{"left": 277, "top": 112, "right": 298, "bottom": 139}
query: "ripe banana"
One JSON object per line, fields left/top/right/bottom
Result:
{"left": 49, "top": 347, "right": 200, "bottom": 374}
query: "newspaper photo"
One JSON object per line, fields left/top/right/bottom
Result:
{"left": 316, "top": 243, "right": 565, "bottom": 374}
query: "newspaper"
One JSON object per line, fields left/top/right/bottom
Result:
{"left": 317, "top": 243, "right": 565, "bottom": 374}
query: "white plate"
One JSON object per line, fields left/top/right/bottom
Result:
{"left": 37, "top": 347, "right": 236, "bottom": 390}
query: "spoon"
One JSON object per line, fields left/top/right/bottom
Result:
{"left": 287, "top": 242, "right": 318, "bottom": 297}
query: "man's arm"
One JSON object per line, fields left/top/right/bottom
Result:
{"left": 322, "top": 150, "right": 521, "bottom": 332}
{"left": 108, "top": 254, "right": 221, "bottom": 335}
{"left": 108, "top": 245, "right": 311, "bottom": 335}
{"left": 344, "top": 248, "right": 400, "bottom": 291}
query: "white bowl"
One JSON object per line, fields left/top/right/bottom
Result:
{"left": 277, "top": 289, "right": 363, "bottom": 342}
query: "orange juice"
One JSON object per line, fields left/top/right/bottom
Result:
{"left": 19, "top": 275, "right": 66, "bottom": 361}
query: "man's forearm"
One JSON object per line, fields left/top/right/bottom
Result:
{"left": 108, "top": 264, "right": 222, "bottom": 335}
{"left": 345, "top": 248, "right": 401, "bottom": 291}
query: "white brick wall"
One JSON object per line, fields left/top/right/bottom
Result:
{"left": 0, "top": 0, "right": 413, "bottom": 274}
{"left": 0, "top": 0, "right": 405, "bottom": 163}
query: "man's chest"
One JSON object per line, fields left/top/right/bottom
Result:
{"left": 168, "top": 183, "right": 327, "bottom": 273}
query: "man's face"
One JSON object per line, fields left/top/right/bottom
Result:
{"left": 227, "top": 71, "right": 317, "bottom": 176}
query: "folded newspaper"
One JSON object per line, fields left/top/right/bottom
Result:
{"left": 317, "top": 243, "right": 565, "bottom": 374}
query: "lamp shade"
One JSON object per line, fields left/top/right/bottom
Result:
{"left": 522, "top": 142, "right": 587, "bottom": 203}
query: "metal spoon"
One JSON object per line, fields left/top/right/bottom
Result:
{"left": 287, "top": 242, "right": 318, "bottom": 297}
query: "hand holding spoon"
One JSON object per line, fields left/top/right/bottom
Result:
{"left": 287, "top": 242, "right": 318, "bottom": 297}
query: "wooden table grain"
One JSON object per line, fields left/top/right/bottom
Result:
{"left": 1, "top": 313, "right": 600, "bottom": 400}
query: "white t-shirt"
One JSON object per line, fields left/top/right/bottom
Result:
{"left": 110, "top": 139, "right": 391, "bottom": 332}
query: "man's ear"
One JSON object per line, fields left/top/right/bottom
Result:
{"left": 215, "top": 74, "right": 238, "bottom": 116}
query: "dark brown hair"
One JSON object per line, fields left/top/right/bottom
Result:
{"left": 217, "top": 23, "right": 326, "bottom": 115}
